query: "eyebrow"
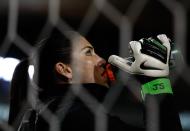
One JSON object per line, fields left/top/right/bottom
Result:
{"left": 81, "top": 46, "right": 94, "bottom": 51}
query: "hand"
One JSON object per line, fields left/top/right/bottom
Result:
{"left": 131, "top": 34, "right": 171, "bottom": 77}
{"left": 108, "top": 34, "right": 173, "bottom": 98}
{"left": 129, "top": 34, "right": 173, "bottom": 97}
{"left": 109, "top": 34, "right": 171, "bottom": 77}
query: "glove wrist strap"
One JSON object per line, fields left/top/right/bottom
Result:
{"left": 141, "top": 78, "right": 173, "bottom": 100}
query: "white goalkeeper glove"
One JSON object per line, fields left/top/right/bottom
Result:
{"left": 108, "top": 34, "right": 171, "bottom": 77}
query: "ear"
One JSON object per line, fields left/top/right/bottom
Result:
{"left": 55, "top": 62, "right": 72, "bottom": 80}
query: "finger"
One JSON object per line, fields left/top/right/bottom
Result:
{"left": 157, "top": 34, "right": 171, "bottom": 49}
{"left": 108, "top": 55, "right": 132, "bottom": 74}
{"left": 129, "top": 41, "right": 142, "bottom": 56}
{"left": 157, "top": 34, "right": 171, "bottom": 63}
{"left": 143, "top": 38, "right": 167, "bottom": 53}
{"left": 140, "top": 38, "right": 167, "bottom": 63}
{"left": 142, "top": 54, "right": 167, "bottom": 70}
{"left": 141, "top": 69, "right": 169, "bottom": 77}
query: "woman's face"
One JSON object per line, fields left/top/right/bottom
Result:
{"left": 71, "top": 36, "right": 109, "bottom": 87}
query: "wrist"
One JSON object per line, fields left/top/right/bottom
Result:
{"left": 141, "top": 78, "right": 173, "bottom": 100}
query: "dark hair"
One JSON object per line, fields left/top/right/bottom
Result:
{"left": 33, "top": 28, "right": 79, "bottom": 90}
{"left": 8, "top": 59, "right": 30, "bottom": 129}
{"left": 9, "top": 28, "right": 80, "bottom": 128}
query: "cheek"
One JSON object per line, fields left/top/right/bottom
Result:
{"left": 83, "top": 60, "right": 95, "bottom": 73}
{"left": 75, "top": 60, "right": 95, "bottom": 82}
{"left": 80, "top": 60, "right": 96, "bottom": 82}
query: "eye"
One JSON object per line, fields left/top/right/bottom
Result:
{"left": 85, "top": 49, "right": 93, "bottom": 56}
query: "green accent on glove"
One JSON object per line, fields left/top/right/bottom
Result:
{"left": 151, "top": 39, "right": 167, "bottom": 52}
{"left": 141, "top": 78, "right": 173, "bottom": 99}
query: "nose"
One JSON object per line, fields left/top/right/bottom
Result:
{"left": 96, "top": 54, "right": 106, "bottom": 67}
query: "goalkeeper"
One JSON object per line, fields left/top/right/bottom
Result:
{"left": 10, "top": 29, "right": 182, "bottom": 131}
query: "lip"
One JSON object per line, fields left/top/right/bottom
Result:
{"left": 99, "top": 67, "right": 105, "bottom": 76}
{"left": 100, "top": 66, "right": 108, "bottom": 79}
{"left": 96, "top": 61, "right": 108, "bottom": 80}
{"left": 99, "top": 64, "right": 106, "bottom": 76}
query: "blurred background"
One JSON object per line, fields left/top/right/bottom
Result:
{"left": 0, "top": 0, "right": 190, "bottom": 130}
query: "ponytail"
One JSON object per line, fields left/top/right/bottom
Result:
{"left": 8, "top": 59, "right": 31, "bottom": 130}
